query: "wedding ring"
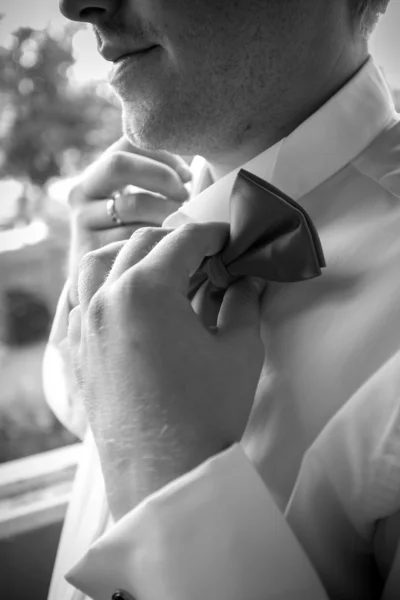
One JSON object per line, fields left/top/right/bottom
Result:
{"left": 106, "top": 191, "right": 125, "bottom": 226}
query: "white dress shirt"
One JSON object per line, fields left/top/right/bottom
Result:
{"left": 44, "top": 57, "right": 400, "bottom": 600}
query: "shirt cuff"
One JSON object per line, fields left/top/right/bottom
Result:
{"left": 66, "top": 443, "right": 328, "bottom": 600}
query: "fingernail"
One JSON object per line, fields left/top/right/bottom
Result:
{"left": 177, "top": 165, "right": 192, "bottom": 183}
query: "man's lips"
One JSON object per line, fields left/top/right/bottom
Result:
{"left": 99, "top": 45, "right": 158, "bottom": 63}
{"left": 107, "top": 45, "right": 161, "bottom": 89}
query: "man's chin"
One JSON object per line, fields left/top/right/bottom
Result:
{"left": 121, "top": 111, "right": 169, "bottom": 151}
{"left": 121, "top": 106, "right": 197, "bottom": 155}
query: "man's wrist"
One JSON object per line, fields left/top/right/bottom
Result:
{"left": 94, "top": 422, "right": 230, "bottom": 521}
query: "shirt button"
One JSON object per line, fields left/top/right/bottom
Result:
{"left": 112, "top": 591, "right": 135, "bottom": 600}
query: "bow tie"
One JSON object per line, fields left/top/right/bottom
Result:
{"left": 189, "top": 169, "right": 326, "bottom": 321}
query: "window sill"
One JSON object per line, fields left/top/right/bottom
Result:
{"left": 0, "top": 443, "right": 82, "bottom": 539}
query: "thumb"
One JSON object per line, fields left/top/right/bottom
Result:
{"left": 217, "top": 277, "right": 266, "bottom": 334}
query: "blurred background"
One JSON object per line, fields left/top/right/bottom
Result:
{"left": 0, "top": 0, "right": 399, "bottom": 465}
{"left": 0, "top": 3, "right": 123, "bottom": 463}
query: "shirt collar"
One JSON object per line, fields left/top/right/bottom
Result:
{"left": 165, "top": 58, "right": 397, "bottom": 227}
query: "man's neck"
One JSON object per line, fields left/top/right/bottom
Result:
{"left": 207, "top": 44, "right": 369, "bottom": 181}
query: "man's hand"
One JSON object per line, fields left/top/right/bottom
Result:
{"left": 68, "top": 223, "right": 265, "bottom": 519}
{"left": 67, "top": 136, "right": 191, "bottom": 306}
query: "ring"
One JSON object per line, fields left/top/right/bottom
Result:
{"left": 106, "top": 191, "right": 125, "bottom": 226}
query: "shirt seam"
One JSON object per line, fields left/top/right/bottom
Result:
{"left": 351, "top": 160, "right": 400, "bottom": 202}
{"left": 350, "top": 114, "right": 400, "bottom": 201}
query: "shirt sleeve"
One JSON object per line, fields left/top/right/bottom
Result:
{"left": 285, "top": 349, "right": 400, "bottom": 600}
{"left": 42, "top": 280, "right": 88, "bottom": 440}
{"left": 66, "top": 443, "right": 328, "bottom": 600}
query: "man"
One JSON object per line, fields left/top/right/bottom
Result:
{"left": 43, "top": 0, "right": 400, "bottom": 598}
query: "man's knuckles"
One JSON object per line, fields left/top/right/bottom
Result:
{"left": 67, "top": 182, "right": 86, "bottom": 208}
{"left": 83, "top": 269, "right": 159, "bottom": 333}
{"left": 129, "top": 224, "right": 164, "bottom": 247}
{"left": 105, "top": 226, "right": 171, "bottom": 282}
{"left": 79, "top": 246, "right": 119, "bottom": 279}
{"left": 113, "top": 267, "right": 150, "bottom": 302}
{"left": 67, "top": 151, "right": 134, "bottom": 208}
{"left": 104, "top": 151, "right": 182, "bottom": 197}
{"left": 78, "top": 245, "right": 122, "bottom": 303}
{"left": 105, "top": 150, "right": 135, "bottom": 178}
{"left": 86, "top": 289, "right": 108, "bottom": 332}
{"left": 78, "top": 225, "right": 180, "bottom": 314}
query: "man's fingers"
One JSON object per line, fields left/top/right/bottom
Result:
{"left": 217, "top": 277, "right": 266, "bottom": 334}
{"left": 124, "top": 145, "right": 192, "bottom": 183}
{"left": 67, "top": 305, "right": 82, "bottom": 348}
{"left": 140, "top": 222, "right": 230, "bottom": 293}
{"left": 191, "top": 282, "right": 224, "bottom": 329}
{"left": 106, "top": 228, "right": 171, "bottom": 284}
{"left": 76, "top": 151, "right": 189, "bottom": 204}
{"left": 106, "top": 223, "right": 229, "bottom": 292}
{"left": 67, "top": 305, "right": 85, "bottom": 390}
{"left": 74, "top": 192, "right": 179, "bottom": 230}
{"left": 104, "top": 136, "right": 192, "bottom": 183}
{"left": 78, "top": 240, "right": 126, "bottom": 308}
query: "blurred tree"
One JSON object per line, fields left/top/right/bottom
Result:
{"left": 0, "top": 21, "right": 122, "bottom": 222}
{"left": 0, "top": 21, "right": 122, "bottom": 461}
